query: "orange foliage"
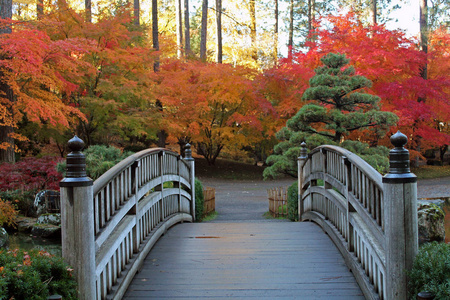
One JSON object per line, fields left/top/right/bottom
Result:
{"left": 0, "top": 13, "right": 91, "bottom": 148}
{"left": 156, "top": 59, "right": 273, "bottom": 163}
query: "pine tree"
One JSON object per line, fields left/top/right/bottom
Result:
{"left": 264, "top": 53, "right": 398, "bottom": 179}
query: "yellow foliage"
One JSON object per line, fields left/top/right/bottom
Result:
{"left": 0, "top": 199, "right": 18, "bottom": 228}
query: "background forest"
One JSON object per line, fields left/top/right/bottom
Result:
{"left": 0, "top": 0, "right": 449, "bottom": 172}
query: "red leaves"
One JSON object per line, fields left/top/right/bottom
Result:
{"left": 0, "top": 156, "right": 63, "bottom": 191}
{"left": 277, "top": 12, "right": 450, "bottom": 151}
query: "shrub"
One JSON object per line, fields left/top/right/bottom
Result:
{"left": 57, "top": 145, "right": 134, "bottom": 180}
{"left": 408, "top": 242, "right": 450, "bottom": 299}
{"left": 287, "top": 182, "right": 298, "bottom": 221}
{"left": 195, "top": 179, "right": 204, "bottom": 221}
{"left": 0, "top": 198, "right": 18, "bottom": 227}
{"left": 0, "top": 156, "right": 63, "bottom": 192}
{"left": 0, "top": 249, "right": 77, "bottom": 300}
{"left": 0, "top": 190, "right": 37, "bottom": 217}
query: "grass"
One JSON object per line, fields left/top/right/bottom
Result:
{"left": 412, "top": 165, "right": 450, "bottom": 179}
{"left": 263, "top": 211, "right": 288, "bottom": 220}
{"left": 194, "top": 156, "right": 450, "bottom": 181}
{"left": 195, "top": 157, "right": 268, "bottom": 180}
{"left": 200, "top": 211, "right": 218, "bottom": 222}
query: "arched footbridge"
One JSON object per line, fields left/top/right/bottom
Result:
{"left": 60, "top": 132, "right": 418, "bottom": 300}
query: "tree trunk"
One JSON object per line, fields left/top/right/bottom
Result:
{"left": 152, "top": 0, "right": 159, "bottom": 72}
{"left": 417, "top": 0, "right": 428, "bottom": 165}
{"left": 184, "top": 0, "right": 191, "bottom": 56}
{"left": 0, "top": 105, "right": 14, "bottom": 163}
{"left": 274, "top": 0, "right": 278, "bottom": 65}
{"left": 308, "top": 0, "right": 312, "bottom": 34}
{"left": 134, "top": 0, "right": 140, "bottom": 26}
{"left": 200, "top": 0, "right": 208, "bottom": 62}
{"left": 197, "top": 142, "right": 223, "bottom": 165}
{"left": 307, "top": 0, "right": 316, "bottom": 43}
{"left": 177, "top": 136, "right": 192, "bottom": 157}
{"left": 215, "top": 0, "right": 222, "bottom": 63}
{"left": 85, "top": 0, "right": 91, "bottom": 22}
{"left": 249, "top": 0, "right": 257, "bottom": 61}
{"left": 0, "top": 0, "right": 14, "bottom": 163}
{"left": 176, "top": 0, "right": 183, "bottom": 58}
{"left": 372, "top": 0, "right": 377, "bottom": 25}
{"left": 419, "top": 0, "right": 428, "bottom": 81}
{"left": 0, "top": 0, "right": 12, "bottom": 33}
{"left": 37, "top": 0, "right": 44, "bottom": 19}
{"left": 157, "top": 130, "right": 168, "bottom": 148}
{"left": 288, "top": 0, "right": 294, "bottom": 59}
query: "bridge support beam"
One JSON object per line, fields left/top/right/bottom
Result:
{"left": 60, "top": 136, "right": 96, "bottom": 300}
{"left": 383, "top": 131, "right": 418, "bottom": 300}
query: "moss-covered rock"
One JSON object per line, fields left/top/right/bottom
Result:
{"left": 417, "top": 202, "right": 445, "bottom": 245}
{"left": 37, "top": 213, "right": 61, "bottom": 226}
{"left": 31, "top": 223, "right": 61, "bottom": 239}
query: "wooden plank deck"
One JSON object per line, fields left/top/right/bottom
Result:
{"left": 123, "top": 221, "right": 365, "bottom": 299}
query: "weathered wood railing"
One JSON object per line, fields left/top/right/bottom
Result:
{"left": 60, "top": 137, "right": 195, "bottom": 300}
{"left": 298, "top": 132, "right": 418, "bottom": 300}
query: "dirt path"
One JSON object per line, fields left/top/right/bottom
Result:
{"left": 417, "top": 176, "right": 450, "bottom": 199}
{"left": 197, "top": 176, "right": 450, "bottom": 223}
{"left": 199, "top": 178, "right": 294, "bottom": 222}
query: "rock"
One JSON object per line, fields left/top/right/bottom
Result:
{"left": 0, "top": 227, "right": 9, "bottom": 248}
{"left": 37, "top": 213, "right": 61, "bottom": 226}
{"left": 31, "top": 223, "right": 61, "bottom": 239}
{"left": 417, "top": 202, "right": 445, "bottom": 245}
{"left": 418, "top": 199, "right": 446, "bottom": 210}
{"left": 15, "top": 216, "right": 37, "bottom": 233}
{"left": 34, "top": 190, "right": 60, "bottom": 216}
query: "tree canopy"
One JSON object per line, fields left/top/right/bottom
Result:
{"left": 0, "top": 1, "right": 448, "bottom": 167}
{"left": 264, "top": 52, "right": 397, "bottom": 179}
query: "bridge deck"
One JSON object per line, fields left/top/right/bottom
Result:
{"left": 123, "top": 221, "right": 364, "bottom": 299}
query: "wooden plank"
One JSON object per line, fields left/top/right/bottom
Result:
{"left": 123, "top": 222, "right": 365, "bottom": 299}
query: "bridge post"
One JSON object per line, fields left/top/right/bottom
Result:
{"left": 184, "top": 143, "right": 196, "bottom": 221}
{"left": 297, "top": 142, "right": 308, "bottom": 220}
{"left": 59, "top": 136, "right": 96, "bottom": 300}
{"left": 383, "top": 131, "right": 418, "bottom": 300}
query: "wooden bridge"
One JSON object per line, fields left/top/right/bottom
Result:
{"left": 60, "top": 132, "right": 418, "bottom": 300}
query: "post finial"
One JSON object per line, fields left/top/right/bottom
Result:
{"left": 184, "top": 143, "right": 194, "bottom": 161}
{"left": 68, "top": 135, "right": 85, "bottom": 152}
{"left": 60, "top": 136, "right": 93, "bottom": 187}
{"left": 383, "top": 131, "right": 417, "bottom": 183}
{"left": 299, "top": 142, "right": 308, "bottom": 160}
{"left": 390, "top": 131, "right": 408, "bottom": 148}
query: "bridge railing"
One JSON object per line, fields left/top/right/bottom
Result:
{"left": 298, "top": 132, "right": 418, "bottom": 300}
{"left": 60, "top": 137, "right": 195, "bottom": 300}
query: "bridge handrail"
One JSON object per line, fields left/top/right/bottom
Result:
{"left": 299, "top": 145, "right": 386, "bottom": 299}
{"left": 298, "top": 132, "right": 418, "bottom": 300}
{"left": 60, "top": 137, "right": 196, "bottom": 300}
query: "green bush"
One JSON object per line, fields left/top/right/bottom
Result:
{"left": 194, "top": 179, "right": 204, "bottom": 221}
{"left": 57, "top": 145, "right": 134, "bottom": 180}
{"left": 408, "top": 242, "right": 450, "bottom": 299}
{"left": 0, "top": 249, "right": 77, "bottom": 300}
{"left": 287, "top": 182, "right": 298, "bottom": 221}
